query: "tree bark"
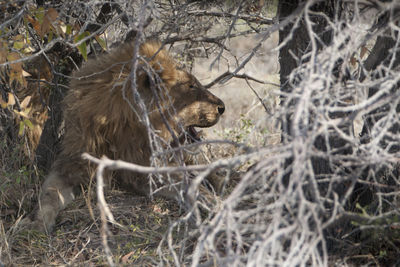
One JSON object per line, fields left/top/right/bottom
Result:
{"left": 278, "top": 0, "right": 336, "bottom": 181}
{"left": 34, "top": 85, "right": 65, "bottom": 172}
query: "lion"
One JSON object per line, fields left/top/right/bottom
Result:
{"left": 29, "top": 40, "right": 225, "bottom": 232}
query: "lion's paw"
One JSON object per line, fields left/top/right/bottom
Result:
{"left": 17, "top": 217, "right": 48, "bottom": 234}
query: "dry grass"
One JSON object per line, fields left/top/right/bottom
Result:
{"left": 0, "top": 135, "right": 242, "bottom": 266}
{"left": 2, "top": 187, "right": 186, "bottom": 266}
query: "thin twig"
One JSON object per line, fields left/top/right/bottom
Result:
{"left": 204, "top": 70, "right": 280, "bottom": 89}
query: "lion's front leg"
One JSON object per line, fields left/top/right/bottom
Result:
{"left": 33, "top": 171, "right": 76, "bottom": 232}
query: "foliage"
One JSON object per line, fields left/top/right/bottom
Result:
{"left": 1, "top": 0, "right": 400, "bottom": 266}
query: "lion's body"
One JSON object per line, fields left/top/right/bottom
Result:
{"left": 32, "top": 40, "right": 225, "bottom": 232}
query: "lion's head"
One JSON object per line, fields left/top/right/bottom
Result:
{"left": 170, "top": 72, "right": 225, "bottom": 141}
{"left": 137, "top": 41, "right": 225, "bottom": 143}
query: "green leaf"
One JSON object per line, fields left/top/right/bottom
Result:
{"left": 95, "top": 35, "right": 107, "bottom": 51}
{"left": 78, "top": 42, "right": 87, "bottom": 61}
{"left": 48, "top": 31, "right": 53, "bottom": 42}
{"left": 34, "top": 7, "right": 45, "bottom": 24}
{"left": 66, "top": 24, "right": 72, "bottom": 35}
{"left": 13, "top": 41, "right": 24, "bottom": 50}
{"left": 74, "top": 32, "right": 90, "bottom": 61}
{"left": 18, "top": 121, "right": 24, "bottom": 136}
{"left": 23, "top": 119, "right": 34, "bottom": 130}
{"left": 25, "top": 27, "right": 31, "bottom": 45}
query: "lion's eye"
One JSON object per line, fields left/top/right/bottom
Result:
{"left": 189, "top": 84, "right": 195, "bottom": 89}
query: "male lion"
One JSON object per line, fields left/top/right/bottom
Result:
{"left": 30, "top": 40, "right": 225, "bottom": 232}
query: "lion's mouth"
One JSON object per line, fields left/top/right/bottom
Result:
{"left": 171, "top": 126, "right": 202, "bottom": 147}
{"left": 187, "top": 126, "right": 202, "bottom": 142}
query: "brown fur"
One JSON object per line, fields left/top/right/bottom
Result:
{"left": 31, "top": 40, "right": 225, "bottom": 232}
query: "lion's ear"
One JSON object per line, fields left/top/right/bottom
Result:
{"left": 143, "top": 72, "right": 151, "bottom": 89}
{"left": 140, "top": 41, "right": 178, "bottom": 87}
{"left": 137, "top": 69, "right": 152, "bottom": 89}
{"left": 159, "top": 65, "right": 177, "bottom": 86}
{"left": 137, "top": 64, "right": 178, "bottom": 88}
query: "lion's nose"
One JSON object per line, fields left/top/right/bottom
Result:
{"left": 217, "top": 102, "right": 225, "bottom": 115}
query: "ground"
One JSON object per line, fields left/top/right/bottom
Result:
{"left": 3, "top": 190, "right": 181, "bottom": 266}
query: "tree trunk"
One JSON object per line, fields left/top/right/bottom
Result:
{"left": 278, "top": 0, "right": 337, "bottom": 180}
{"left": 34, "top": 85, "right": 64, "bottom": 172}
